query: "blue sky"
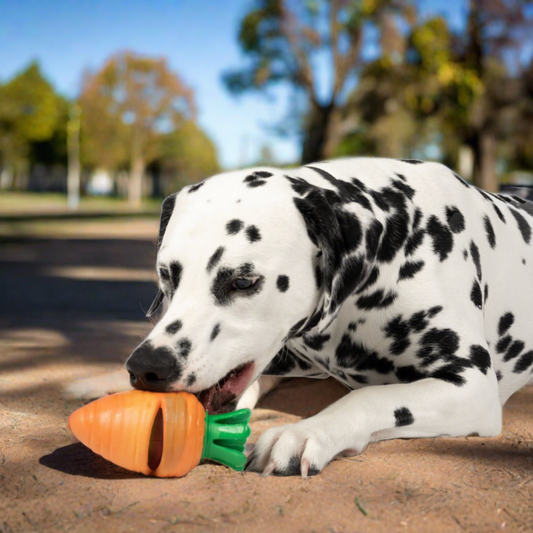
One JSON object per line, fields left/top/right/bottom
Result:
{"left": 0, "top": 0, "right": 468, "bottom": 169}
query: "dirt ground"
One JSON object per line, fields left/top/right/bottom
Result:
{"left": 1, "top": 219, "right": 533, "bottom": 533}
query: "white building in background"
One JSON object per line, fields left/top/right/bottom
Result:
{"left": 87, "top": 169, "right": 114, "bottom": 196}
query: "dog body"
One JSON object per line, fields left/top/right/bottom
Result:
{"left": 119, "top": 158, "right": 533, "bottom": 476}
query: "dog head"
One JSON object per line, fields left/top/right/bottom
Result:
{"left": 126, "top": 166, "right": 384, "bottom": 413}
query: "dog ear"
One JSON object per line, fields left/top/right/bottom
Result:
{"left": 146, "top": 193, "right": 178, "bottom": 318}
{"left": 293, "top": 186, "right": 383, "bottom": 333}
{"left": 157, "top": 193, "right": 178, "bottom": 250}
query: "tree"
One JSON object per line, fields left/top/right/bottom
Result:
{"left": 80, "top": 52, "right": 196, "bottom": 205}
{"left": 223, "top": 0, "right": 413, "bottom": 164}
{"left": 156, "top": 120, "right": 219, "bottom": 194}
{"left": 0, "top": 62, "right": 63, "bottom": 188}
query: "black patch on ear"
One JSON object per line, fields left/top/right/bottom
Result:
{"left": 170, "top": 261, "right": 183, "bottom": 293}
{"left": 498, "top": 312, "right": 514, "bottom": 336}
{"left": 314, "top": 265, "right": 323, "bottom": 289}
{"left": 245, "top": 225, "right": 261, "bottom": 242}
{"left": 166, "top": 319, "right": 183, "bottom": 335}
{"left": 394, "top": 407, "right": 414, "bottom": 426}
{"left": 210, "top": 323, "right": 220, "bottom": 341}
{"left": 157, "top": 194, "right": 177, "bottom": 250}
{"left": 226, "top": 219, "right": 244, "bottom": 234}
{"left": 186, "top": 373, "right": 197, "bottom": 386}
{"left": 509, "top": 208, "right": 532, "bottom": 244}
{"left": 470, "top": 241, "right": 482, "bottom": 280}
{"left": 446, "top": 206, "right": 465, "bottom": 233}
{"left": 377, "top": 212, "right": 410, "bottom": 263}
{"left": 276, "top": 275, "right": 290, "bottom": 292}
{"left": 469, "top": 345, "right": 491, "bottom": 374}
{"left": 470, "top": 279, "right": 483, "bottom": 308}
{"left": 426, "top": 215, "right": 453, "bottom": 261}
{"left": 207, "top": 246, "right": 225, "bottom": 272}
{"left": 146, "top": 289, "right": 165, "bottom": 317}
{"left": 483, "top": 215, "right": 496, "bottom": 248}
{"left": 188, "top": 181, "right": 205, "bottom": 193}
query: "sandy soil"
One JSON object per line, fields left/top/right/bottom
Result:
{"left": 1, "top": 221, "right": 533, "bottom": 533}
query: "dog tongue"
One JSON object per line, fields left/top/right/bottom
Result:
{"left": 197, "top": 363, "right": 254, "bottom": 415}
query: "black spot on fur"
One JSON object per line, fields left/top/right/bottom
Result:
{"left": 176, "top": 338, "right": 192, "bottom": 359}
{"left": 496, "top": 370, "right": 503, "bottom": 381}
{"left": 188, "top": 181, "right": 205, "bottom": 193}
{"left": 263, "top": 348, "right": 297, "bottom": 375}
{"left": 470, "top": 241, "right": 482, "bottom": 280}
{"left": 314, "top": 265, "right": 323, "bottom": 289}
{"left": 356, "top": 289, "right": 397, "bottom": 310}
{"left": 498, "top": 313, "right": 514, "bottom": 336}
{"left": 408, "top": 311, "right": 429, "bottom": 332}
{"left": 226, "top": 219, "right": 244, "bottom": 234}
{"left": 170, "top": 261, "right": 183, "bottom": 293}
{"left": 471, "top": 279, "right": 483, "bottom": 309}
{"left": 286, "top": 175, "right": 312, "bottom": 195}
{"left": 428, "top": 306, "right": 443, "bottom": 318}
{"left": 210, "top": 323, "right": 220, "bottom": 342}
{"left": 384, "top": 315, "right": 411, "bottom": 355}
{"left": 400, "top": 159, "right": 424, "bottom": 165}
{"left": 416, "top": 328, "right": 460, "bottom": 367}
{"left": 336, "top": 334, "right": 394, "bottom": 374}
{"left": 277, "top": 275, "right": 290, "bottom": 293}
{"left": 186, "top": 373, "right": 196, "bottom": 386}
{"left": 355, "top": 266, "right": 379, "bottom": 294}
{"left": 484, "top": 283, "right": 489, "bottom": 303}
{"left": 377, "top": 212, "right": 410, "bottom": 263}
{"left": 303, "top": 333, "right": 331, "bottom": 351}
{"left": 493, "top": 203, "right": 506, "bottom": 223}
{"left": 496, "top": 335, "right": 512, "bottom": 354}
{"left": 503, "top": 340, "right": 524, "bottom": 362}
{"left": 446, "top": 206, "right": 465, "bottom": 233}
{"left": 165, "top": 319, "right": 183, "bottom": 335}
{"left": 394, "top": 407, "right": 414, "bottom": 427}
{"left": 396, "top": 365, "right": 427, "bottom": 383}
{"left": 463, "top": 249, "right": 468, "bottom": 260}
{"left": 399, "top": 260, "right": 424, "bottom": 281}
{"left": 426, "top": 215, "right": 453, "bottom": 261}
{"left": 470, "top": 345, "right": 491, "bottom": 374}
{"left": 207, "top": 246, "right": 224, "bottom": 273}
{"left": 513, "top": 351, "right": 533, "bottom": 373}
{"left": 509, "top": 208, "right": 532, "bottom": 244}
{"left": 431, "top": 363, "right": 467, "bottom": 386}
{"left": 483, "top": 215, "right": 496, "bottom": 248}
{"left": 453, "top": 172, "right": 470, "bottom": 188}
{"left": 245, "top": 225, "right": 261, "bottom": 242}
{"left": 405, "top": 230, "right": 425, "bottom": 256}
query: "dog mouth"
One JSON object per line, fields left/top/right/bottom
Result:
{"left": 195, "top": 362, "right": 255, "bottom": 415}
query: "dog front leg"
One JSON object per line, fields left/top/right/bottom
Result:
{"left": 246, "top": 368, "right": 502, "bottom": 477}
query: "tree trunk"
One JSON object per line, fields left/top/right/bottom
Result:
{"left": 471, "top": 129, "right": 498, "bottom": 192}
{"left": 301, "top": 103, "right": 335, "bottom": 164}
{"left": 128, "top": 154, "right": 145, "bottom": 207}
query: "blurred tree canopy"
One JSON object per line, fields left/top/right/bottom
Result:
{"left": 223, "top": 0, "right": 415, "bottom": 164}
{"left": 80, "top": 52, "right": 198, "bottom": 205}
{"left": 0, "top": 62, "right": 65, "bottom": 187}
{"left": 0, "top": 54, "right": 219, "bottom": 201}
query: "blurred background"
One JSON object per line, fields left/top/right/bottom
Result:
{"left": 1, "top": 0, "right": 533, "bottom": 214}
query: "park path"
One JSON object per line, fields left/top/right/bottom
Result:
{"left": 1, "top": 219, "right": 532, "bottom": 533}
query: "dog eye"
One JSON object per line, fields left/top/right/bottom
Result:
{"left": 231, "top": 278, "right": 256, "bottom": 290}
{"left": 159, "top": 268, "right": 170, "bottom": 282}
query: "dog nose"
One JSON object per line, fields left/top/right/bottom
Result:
{"left": 126, "top": 341, "right": 181, "bottom": 391}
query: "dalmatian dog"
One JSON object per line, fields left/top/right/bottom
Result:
{"left": 69, "top": 158, "right": 533, "bottom": 478}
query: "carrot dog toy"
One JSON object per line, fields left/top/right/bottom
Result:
{"left": 68, "top": 390, "right": 251, "bottom": 477}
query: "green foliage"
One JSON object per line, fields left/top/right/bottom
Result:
{"left": 0, "top": 62, "right": 63, "bottom": 169}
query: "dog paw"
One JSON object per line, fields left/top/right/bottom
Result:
{"left": 63, "top": 370, "right": 131, "bottom": 400}
{"left": 245, "top": 422, "right": 336, "bottom": 478}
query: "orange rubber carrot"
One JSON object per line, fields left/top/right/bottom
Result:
{"left": 68, "top": 390, "right": 251, "bottom": 477}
